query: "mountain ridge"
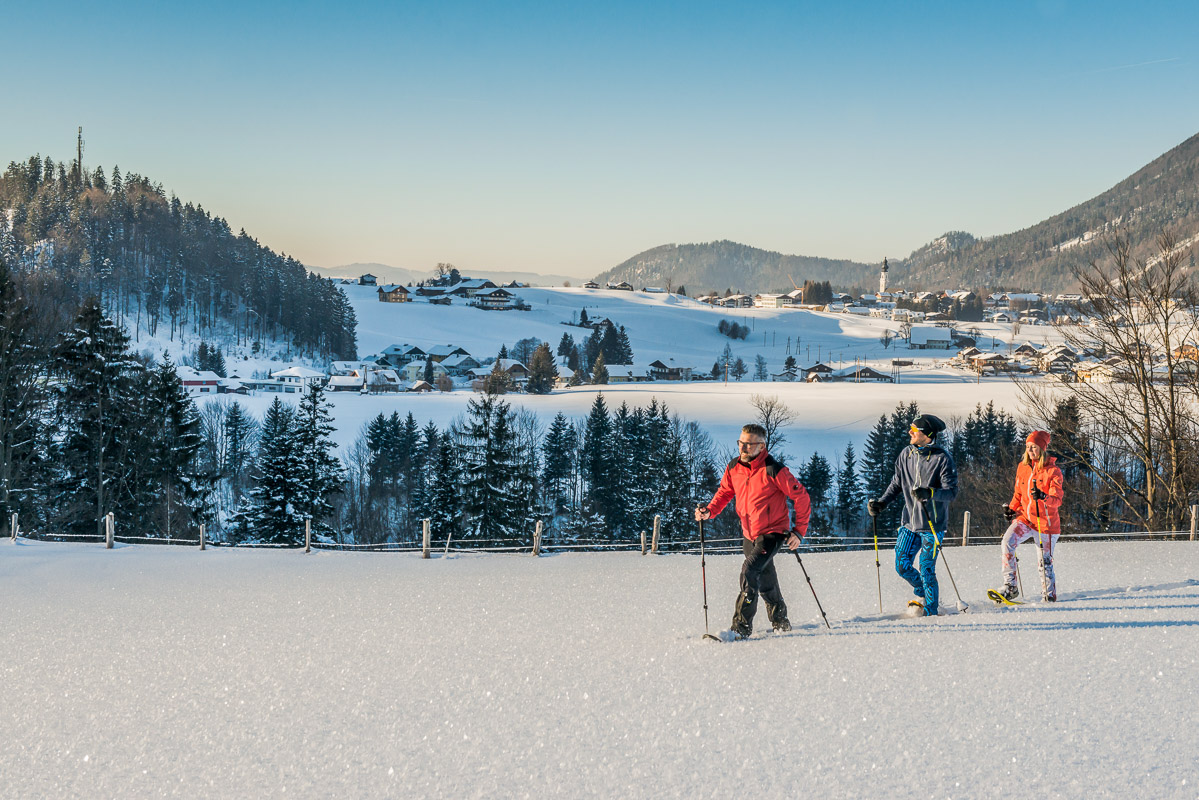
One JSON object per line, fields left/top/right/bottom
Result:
{"left": 597, "top": 131, "right": 1199, "bottom": 294}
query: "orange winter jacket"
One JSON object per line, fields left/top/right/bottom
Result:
{"left": 1008, "top": 457, "right": 1064, "bottom": 535}
{"left": 707, "top": 450, "right": 811, "bottom": 541}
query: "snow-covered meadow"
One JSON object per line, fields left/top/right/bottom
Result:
{"left": 205, "top": 284, "right": 1062, "bottom": 461}
{"left": 3, "top": 537, "right": 1196, "bottom": 798}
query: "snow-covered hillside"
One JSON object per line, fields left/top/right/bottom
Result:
{"left": 3, "top": 538, "right": 1195, "bottom": 797}
{"left": 211, "top": 285, "right": 1061, "bottom": 462}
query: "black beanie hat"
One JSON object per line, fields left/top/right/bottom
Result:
{"left": 911, "top": 413, "right": 946, "bottom": 438}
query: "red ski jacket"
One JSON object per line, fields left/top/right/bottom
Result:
{"left": 1008, "top": 457, "right": 1064, "bottom": 536}
{"left": 707, "top": 450, "right": 811, "bottom": 541}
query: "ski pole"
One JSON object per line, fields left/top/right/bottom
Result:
{"left": 1032, "top": 480, "right": 1049, "bottom": 601}
{"left": 698, "top": 509, "right": 720, "bottom": 642}
{"left": 871, "top": 514, "right": 882, "bottom": 614}
{"left": 924, "top": 498, "right": 968, "bottom": 613}
{"left": 793, "top": 548, "right": 831, "bottom": 630}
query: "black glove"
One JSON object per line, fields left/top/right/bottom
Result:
{"left": 1030, "top": 484, "right": 1047, "bottom": 501}
{"left": 912, "top": 487, "right": 933, "bottom": 502}
{"left": 867, "top": 499, "right": 883, "bottom": 517}
{"left": 1002, "top": 504, "right": 1018, "bottom": 522}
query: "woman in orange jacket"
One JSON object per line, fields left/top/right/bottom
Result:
{"left": 997, "top": 430, "right": 1064, "bottom": 601}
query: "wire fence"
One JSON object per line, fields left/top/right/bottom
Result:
{"left": 6, "top": 514, "right": 1198, "bottom": 555}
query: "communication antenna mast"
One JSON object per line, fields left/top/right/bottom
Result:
{"left": 76, "top": 126, "right": 85, "bottom": 185}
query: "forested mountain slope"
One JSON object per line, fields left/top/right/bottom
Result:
{"left": 0, "top": 154, "right": 356, "bottom": 359}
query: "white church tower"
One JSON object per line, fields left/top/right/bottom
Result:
{"left": 879, "top": 257, "right": 889, "bottom": 295}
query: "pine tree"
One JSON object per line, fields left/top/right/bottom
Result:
{"left": 618, "top": 326, "right": 637, "bottom": 362}
{"left": 557, "top": 332, "right": 574, "bottom": 358}
{"left": 754, "top": 354, "right": 769, "bottom": 381}
{"left": 579, "top": 307, "right": 589, "bottom": 327}
{"left": 542, "top": 412, "right": 575, "bottom": 514}
{"left": 459, "top": 391, "right": 523, "bottom": 541}
{"left": 834, "top": 442, "right": 862, "bottom": 535}
{"left": 799, "top": 454, "right": 833, "bottom": 534}
{"left": 731, "top": 357, "right": 748, "bottom": 381}
{"left": 423, "top": 355, "right": 434, "bottom": 383}
{"left": 526, "top": 342, "right": 558, "bottom": 394}
{"left": 581, "top": 393, "right": 615, "bottom": 536}
{"left": 591, "top": 351, "right": 609, "bottom": 385}
{"left": 292, "top": 381, "right": 344, "bottom": 536}
{"left": 423, "top": 438, "right": 461, "bottom": 541}
{"left": 224, "top": 401, "right": 257, "bottom": 502}
{"left": 0, "top": 257, "right": 46, "bottom": 532}
{"left": 140, "top": 356, "right": 207, "bottom": 538}
{"left": 238, "top": 398, "right": 305, "bottom": 543}
{"left": 52, "top": 297, "right": 142, "bottom": 537}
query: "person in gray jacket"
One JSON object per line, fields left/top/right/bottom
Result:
{"left": 867, "top": 414, "right": 958, "bottom": 616}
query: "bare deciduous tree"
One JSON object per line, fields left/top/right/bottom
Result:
{"left": 1017, "top": 231, "right": 1199, "bottom": 533}
{"left": 749, "top": 393, "right": 798, "bottom": 455}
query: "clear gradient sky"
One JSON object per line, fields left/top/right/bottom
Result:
{"left": 4, "top": 1, "right": 1198, "bottom": 278}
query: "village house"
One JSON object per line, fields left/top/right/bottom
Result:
{"left": 327, "top": 372, "right": 366, "bottom": 392}
{"left": 473, "top": 287, "right": 515, "bottom": 309}
{"left": 604, "top": 365, "right": 649, "bottom": 383}
{"left": 377, "top": 284, "right": 411, "bottom": 303}
{"left": 271, "top": 366, "right": 327, "bottom": 388}
{"left": 647, "top": 359, "right": 693, "bottom": 381}
{"left": 425, "top": 345, "right": 472, "bottom": 363}
{"left": 358, "top": 273, "right": 377, "bottom": 286}
{"left": 799, "top": 362, "right": 835, "bottom": 381}
{"left": 439, "top": 353, "right": 482, "bottom": 376}
{"left": 177, "top": 366, "right": 221, "bottom": 396}
{"left": 583, "top": 280, "right": 600, "bottom": 289}
{"left": 826, "top": 365, "right": 893, "bottom": 383}
{"left": 403, "top": 360, "right": 450, "bottom": 383}
{"left": 606, "top": 281, "right": 634, "bottom": 291}
{"left": 365, "top": 369, "right": 403, "bottom": 393}
{"left": 470, "top": 359, "right": 530, "bottom": 388}
{"left": 909, "top": 326, "right": 953, "bottom": 350}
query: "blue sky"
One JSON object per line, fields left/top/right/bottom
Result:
{"left": 4, "top": 1, "right": 1198, "bottom": 277}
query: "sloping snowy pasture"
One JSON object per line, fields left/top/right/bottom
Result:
{"left": 2, "top": 539, "right": 1196, "bottom": 798}
{"left": 209, "top": 284, "right": 1060, "bottom": 461}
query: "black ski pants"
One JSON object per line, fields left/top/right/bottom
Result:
{"left": 733, "top": 532, "right": 789, "bottom": 632}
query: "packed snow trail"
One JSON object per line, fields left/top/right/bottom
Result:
{"left": 1, "top": 539, "right": 1197, "bottom": 798}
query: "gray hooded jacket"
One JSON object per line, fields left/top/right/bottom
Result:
{"left": 878, "top": 443, "right": 959, "bottom": 534}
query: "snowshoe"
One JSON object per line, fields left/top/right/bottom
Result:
{"left": 906, "top": 599, "right": 926, "bottom": 617}
{"left": 987, "top": 588, "right": 1025, "bottom": 606}
{"left": 717, "top": 628, "right": 750, "bottom": 642}
{"left": 772, "top": 619, "right": 792, "bottom": 633}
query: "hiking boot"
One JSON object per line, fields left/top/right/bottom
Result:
{"left": 772, "top": 618, "right": 792, "bottom": 633}
{"left": 1001, "top": 584, "right": 1020, "bottom": 601}
{"left": 729, "top": 622, "right": 752, "bottom": 639}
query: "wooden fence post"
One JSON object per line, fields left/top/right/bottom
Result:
{"left": 640, "top": 529, "right": 646, "bottom": 555}
{"left": 304, "top": 518, "right": 311, "bottom": 553}
{"left": 1191, "top": 505, "right": 1197, "bottom": 541}
{"left": 533, "top": 520, "right": 543, "bottom": 556}
{"left": 422, "top": 519, "right": 431, "bottom": 558}
{"left": 199, "top": 523, "right": 206, "bottom": 551}
{"left": 105, "top": 512, "right": 114, "bottom": 549}
{"left": 961, "top": 511, "right": 970, "bottom": 547}
{"left": 651, "top": 514, "right": 661, "bottom": 554}
{"left": 9, "top": 512, "right": 16, "bottom": 542}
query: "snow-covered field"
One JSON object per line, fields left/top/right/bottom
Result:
{"left": 3, "top": 538, "right": 1196, "bottom": 798}
{"left": 207, "top": 285, "right": 1063, "bottom": 461}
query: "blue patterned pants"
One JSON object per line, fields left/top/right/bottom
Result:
{"left": 895, "top": 525, "right": 943, "bottom": 615}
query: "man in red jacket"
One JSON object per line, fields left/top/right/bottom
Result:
{"left": 695, "top": 424, "right": 811, "bottom": 638}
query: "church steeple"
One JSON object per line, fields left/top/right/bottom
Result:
{"left": 880, "top": 257, "right": 889, "bottom": 295}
